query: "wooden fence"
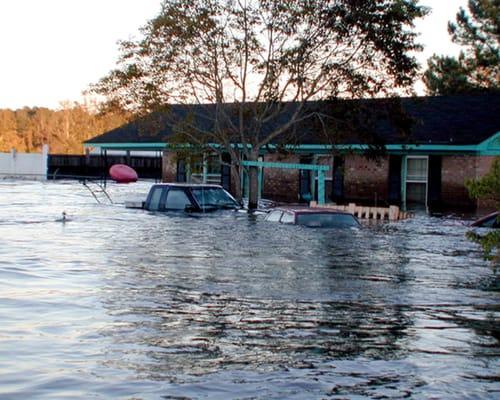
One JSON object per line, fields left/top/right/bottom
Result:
{"left": 47, "top": 154, "right": 162, "bottom": 180}
{"left": 310, "top": 201, "right": 412, "bottom": 221}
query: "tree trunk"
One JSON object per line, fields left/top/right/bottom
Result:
{"left": 248, "top": 165, "right": 259, "bottom": 210}
{"left": 231, "top": 164, "right": 243, "bottom": 203}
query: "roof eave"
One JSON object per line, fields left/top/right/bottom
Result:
{"left": 83, "top": 132, "right": 500, "bottom": 156}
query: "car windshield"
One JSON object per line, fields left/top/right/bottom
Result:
{"left": 296, "top": 213, "right": 359, "bottom": 228}
{"left": 191, "top": 187, "right": 239, "bottom": 209}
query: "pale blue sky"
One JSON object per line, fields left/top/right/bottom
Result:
{"left": 0, "top": 0, "right": 468, "bottom": 109}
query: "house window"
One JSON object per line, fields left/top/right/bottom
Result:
{"left": 405, "top": 156, "right": 428, "bottom": 206}
{"left": 188, "top": 154, "right": 221, "bottom": 184}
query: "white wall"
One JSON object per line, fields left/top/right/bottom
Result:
{"left": 0, "top": 145, "right": 48, "bottom": 180}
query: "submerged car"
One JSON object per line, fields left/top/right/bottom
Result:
{"left": 470, "top": 211, "right": 500, "bottom": 228}
{"left": 126, "top": 183, "right": 241, "bottom": 212}
{"left": 264, "top": 207, "right": 361, "bottom": 228}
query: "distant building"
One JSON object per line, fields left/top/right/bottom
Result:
{"left": 84, "top": 93, "right": 500, "bottom": 210}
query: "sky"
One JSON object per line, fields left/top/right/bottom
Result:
{"left": 0, "top": 0, "right": 468, "bottom": 110}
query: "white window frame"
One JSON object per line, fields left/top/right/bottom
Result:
{"left": 405, "top": 155, "right": 429, "bottom": 208}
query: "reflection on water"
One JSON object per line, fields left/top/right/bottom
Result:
{"left": 0, "top": 180, "right": 498, "bottom": 399}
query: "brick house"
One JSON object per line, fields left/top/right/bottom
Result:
{"left": 85, "top": 93, "right": 500, "bottom": 211}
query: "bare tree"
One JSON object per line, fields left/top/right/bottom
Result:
{"left": 92, "top": 0, "right": 426, "bottom": 208}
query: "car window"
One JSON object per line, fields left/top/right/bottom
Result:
{"left": 280, "top": 212, "right": 295, "bottom": 224}
{"left": 266, "top": 210, "right": 283, "bottom": 222}
{"left": 148, "top": 187, "right": 163, "bottom": 211}
{"left": 296, "top": 213, "right": 359, "bottom": 228}
{"left": 192, "top": 187, "right": 238, "bottom": 209}
{"left": 165, "top": 189, "right": 192, "bottom": 210}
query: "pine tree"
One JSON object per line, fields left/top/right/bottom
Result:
{"left": 424, "top": 0, "right": 499, "bottom": 95}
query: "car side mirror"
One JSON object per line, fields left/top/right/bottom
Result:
{"left": 184, "top": 205, "right": 196, "bottom": 213}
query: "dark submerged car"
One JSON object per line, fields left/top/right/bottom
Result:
{"left": 471, "top": 211, "right": 500, "bottom": 228}
{"left": 126, "top": 183, "right": 240, "bottom": 212}
{"left": 264, "top": 207, "right": 361, "bottom": 228}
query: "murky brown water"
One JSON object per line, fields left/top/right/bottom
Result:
{"left": 0, "top": 180, "right": 498, "bottom": 399}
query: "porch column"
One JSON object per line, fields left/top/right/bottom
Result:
{"left": 257, "top": 160, "right": 263, "bottom": 200}
{"left": 317, "top": 170, "right": 326, "bottom": 205}
{"left": 202, "top": 153, "right": 208, "bottom": 183}
{"left": 401, "top": 155, "right": 407, "bottom": 211}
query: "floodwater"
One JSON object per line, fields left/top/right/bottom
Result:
{"left": 0, "top": 180, "right": 498, "bottom": 399}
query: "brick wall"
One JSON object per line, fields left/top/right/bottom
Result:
{"left": 475, "top": 156, "right": 496, "bottom": 210}
{"left": 343, "top": 155, "right": 389, "bottom": 204}
{"left": 441, "top": 156, "right": 477, "bottom": 208}
{"left": 162, "top": 150, "right": 177, "bottom": 182}
{"left": 475, "top": 156, "right": 495, "bottom": 178}
{"left": 161, "top": 149, "right": 498, "bottom": 210}
{"left": 262, "top": 153, "right": 301, "bottom": 202}
{"left": 316, "top": 155, "right": 334, "bottom": 179}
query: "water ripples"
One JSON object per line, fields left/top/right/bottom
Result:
{"left": 0, "top": 180, "right": 498, "bottom": 399}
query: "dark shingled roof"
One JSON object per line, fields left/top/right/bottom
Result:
{"left": 85, "top": 93, "right": 500, "bottom": 147}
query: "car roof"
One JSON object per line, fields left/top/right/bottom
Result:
{"left": 153, "top": 183, "right": 223, "bottom": 189}
{"left": 272, "top": 206, "right": 352, "bottom": 215}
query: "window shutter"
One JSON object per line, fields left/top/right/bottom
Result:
{"left": 176, "top": 159, "right": 186, "bottom": 182}
{"left": 299, "top": 156, "right": 312, "bottom": 202}
{"left": 332, "top": 156, "right": 345, "bottom": 202}
{"left": 388, "top": 155, "right": 402, "bottom": 205}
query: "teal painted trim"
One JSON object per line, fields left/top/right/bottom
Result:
{"left": 317, "top": 170, "right": 326, "bottom": 205}
{"left": 84, "top": 139, "right": 500, "bottom": 155}
{"left": 256, "top": 157, "right": 264, "bottom": 200}
{"left": 287, "top": 143, "right": 482, "bottom": 153}
{"left": 210, "top": 142, "right": 486, "bottom": 154}
{"left": 401, "top": 156, "right": 407, "bottom": 211}
{"left": 257, "top": 166, "right": 262, "bottom": 200}
{"left": 241, "top": 160, "right": 329, "bottom": 171}
{"left": 84, "top": 131, "right": 500, "bottom": 156}
{"left": 83, "top": 142, "right": 167, "bottom": 150}
{"left": 477, "top": 131, "right": 500, "bottom": 155}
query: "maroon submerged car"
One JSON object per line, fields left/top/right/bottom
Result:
{"left": 264, "top": 207, "right": 361, "bottom": 228}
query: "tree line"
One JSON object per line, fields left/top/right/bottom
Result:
{"left": 0, "top": 103, "right": 128, "bottom": 154}
{"left": 0, "top": 1, "right": 497, "bottom": 159}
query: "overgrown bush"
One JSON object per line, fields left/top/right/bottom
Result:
{"left": 466, "top": 157, "right": 500, "bottom": 263}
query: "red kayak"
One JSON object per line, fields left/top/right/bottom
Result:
{"left": 109, "top": 164, "right": 138, "bottom": 183}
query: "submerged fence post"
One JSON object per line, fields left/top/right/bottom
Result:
{"left": 389, "top": 205, "right": 399, "bottom": 221}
